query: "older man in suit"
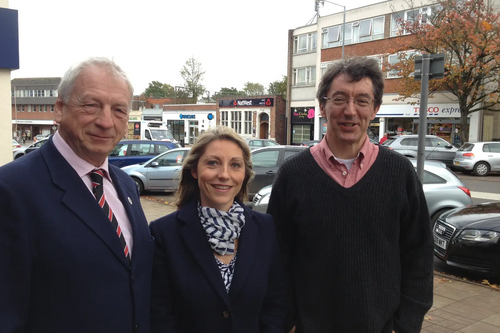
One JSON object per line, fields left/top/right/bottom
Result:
{"left": 0, "top": 57, "right": 154, "bottom": 333}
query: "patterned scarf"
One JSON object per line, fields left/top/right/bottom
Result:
{"left": 198, "top": 201, "right": 246, "bottom": 256}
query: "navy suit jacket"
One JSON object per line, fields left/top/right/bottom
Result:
{"left": 0, "top": 138, "right": 154, "bottom": 333}
{"left": 150, "top": 198, "right": 287, "bottom": 333}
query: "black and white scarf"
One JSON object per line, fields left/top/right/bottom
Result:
{"left": 198, "top": 201, "right": 246, "bottom": 256}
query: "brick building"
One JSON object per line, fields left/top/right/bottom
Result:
{"left": 11, "top": 77, "right": 61, "bottom": 141}
{"left": 288, "top": 0, "right": 500, "bottom": 144}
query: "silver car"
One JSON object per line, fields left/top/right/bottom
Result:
{"left": 252, "top": 159, "right": 473, "bottom": 225}
{"left": 121, "top": 148, "right": 191, "bottom": 194}
{"left": 453, "top": 142, "right": 500, "bottom": 176}
{"left": 382, "top": 135, "right": 457, "bottom": 168}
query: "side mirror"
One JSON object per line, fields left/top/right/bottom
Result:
{"left": 150, "top": 162, "right": 159, "bottom": 167}
{"left": 445, "top": 144, "right": 453, "bottom": 149}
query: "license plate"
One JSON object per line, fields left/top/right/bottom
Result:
{"left": 434, "top": 235, "right": 447, "bottom": 250}
{"left": 454, "top": 161, "right": 460, "bottom": 165}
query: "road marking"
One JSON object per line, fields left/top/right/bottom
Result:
{"left": 470, "top": 191, "right": 500, "bottom": 201}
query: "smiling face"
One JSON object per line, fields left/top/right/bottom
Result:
{"left": 54, "top": 65, "right": 131, "bottom": 166}
{"left": 191, "top": 139, "right": 246, "bottom": 212}
{"left": 320, "top": 74, "right": 379, "bottom": 158}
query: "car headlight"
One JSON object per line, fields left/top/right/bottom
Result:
{"left": 457, "top": 230, "right": 500, "bottom": 243}
{"left": 255, "top": 193, "right": 270, "bottom": 206}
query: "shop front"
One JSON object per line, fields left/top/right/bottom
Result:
{"left": 291, "top": 107, "right": 315, "bottom": 144}
{"left": 163, "top": 111, "right": 215, "bottom": 146}
{"left": 12, "top": 119, "right": 57, "bottom": 141}
{"left": 376, "top": 104, "right": 467, "bottom": 145}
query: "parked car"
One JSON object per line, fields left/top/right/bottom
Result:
{"left": 249, "top": 145, "right": 307, "bottom": 199}
{"left": 433, "top": 201, "right": 500, "bottom": 277}
{"left": 252, "top": 159, "right": 472, "bottom": 225}
{"left": 300, "top": 140, "right": 321, "bottom": 147}
{"left": 12, "top": 139, "right": 21, "bottom": 149}
{"left": 121, "top": 148, "right": 191, "bottom": 194}
{"left": 109, "top": 140, "right": 181, "bottom": 168}
{"left": 12, "top": 138, "right": 49, "bottom": 159}
{"left": 382, "top": 134, "right": 457, "bottom": 167}
{"left": 246, "top": 139, "right": 279, "bottom": 151}
{"left": 453, "top": 141, "right": 500, "bottom": 176}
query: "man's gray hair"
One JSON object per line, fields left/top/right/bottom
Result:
{"left": 57, "top": 57, "right": 134, "bottom": 107}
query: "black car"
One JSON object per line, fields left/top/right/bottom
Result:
{"left": 433, "top": 201, "right": 500, "bottom": 277}
{"left": 249, "top": 145, "right": 307, "bottom": 199}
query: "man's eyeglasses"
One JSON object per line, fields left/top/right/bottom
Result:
{"left": 323, "top": 96, "right": 376, "bottom": 108}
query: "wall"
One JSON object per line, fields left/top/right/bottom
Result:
{"left": 0, "top": 0, "right": 13, "bottom": 166}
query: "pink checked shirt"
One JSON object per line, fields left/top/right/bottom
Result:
{"left": 310, "top": 135, "right": 379, "bottom": 188}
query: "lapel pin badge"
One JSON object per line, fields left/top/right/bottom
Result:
{"left": 128, "top": 197, "right": 133, "bottom": 205}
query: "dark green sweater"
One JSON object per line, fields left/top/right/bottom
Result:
{"left": 267, "top": 147, "right": 433, "bottom": 333}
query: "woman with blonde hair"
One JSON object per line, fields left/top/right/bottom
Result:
{"left": 150, "top": 126, "right": 287, "bottom": 333}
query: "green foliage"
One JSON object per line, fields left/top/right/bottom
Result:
{"left": 268, "top": 76, "right": 287, "bottom": 98}
{"left": 242, "top": 82, "right": 265, "bottom": 96}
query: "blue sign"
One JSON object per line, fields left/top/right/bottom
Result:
{"left": 0, "top": 8, "right": 19, "bottom": 69}
{"left": 207, "top": 113, "right": 214, "bottom": 120}
{"left": 179, "top": 114, "right": 196, "bottom": 119}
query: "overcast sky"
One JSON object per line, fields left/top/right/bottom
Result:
{"left": 9, "top": 0, "right": 380, "bottom": 96}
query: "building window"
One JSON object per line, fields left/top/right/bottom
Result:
{"left": 386, "top": 51, "right": 419, "bottom": 78}
{"left": 36, "top": 90, "right": 45, "bottom": 97}
{"left": 33, "top": 105, "right": 37, "bottom": 112}
{"left": 244, "top": 111, "right": 252, "bottom": 135}
{"left": 41, "top": 105, "right": 46, "bottom": 112}
{"left": 322, "top": 16, "right": 384, "bottom": 48}
{"left": 51, "top": 105, "right": 54, "bottom": 112}
{"left": 230, "top": 111, "right": 242, "bottom": 134}
{"left": 28, "top": 90, "right": 34, "bottom": 97}
{"left": 221, "top": 111, "right": 228, "bottom": 127}
{"left": 39, "top": 105, "right": 44, "bottom": 112}
{"left": 21, "top": 105, "right": 25, "bottom": 112}
{"left": 44, "top": 105, "right": 48, "bottom": 112}
{"left": 293, "top": 32, "right": 317, "bottom": 54}
{"left": 293, "top": 66, "right": 316, "bottom": 86}
{"left": 391, "top": 7, "right": 434, "bottom": 36}
{"left": 17, "top": 105, "right": 20, "bottom": 112}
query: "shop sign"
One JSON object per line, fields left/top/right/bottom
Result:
{"left": 219, "top": 98, "right": 274, "bottom": 107}
{"left": 377, "top": 104, "right": 461, "bottom": 118}
{"left": 179, "top": 114, "right": 196, "bottom": 119}
{"left": 12, "top": 119, "right": 55, "bottom": 125}
{"left": 292, "top": 107, "right": 315, "bottom": 123}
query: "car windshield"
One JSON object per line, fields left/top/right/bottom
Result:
{"left": 459, "top": 143, "right": 474, "bottom": 151}
{"left": 150, "top": 129, "right": 174, "bottom": 140}
{"left": 382, "top": 138, "right": 396, "bottom": 146}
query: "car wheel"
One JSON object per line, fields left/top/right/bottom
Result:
{"left": 131, "top": 177, "right": 144, "bottom": 194}
{"left": 473, "top": 162, "right": 490, "bottom": 176}
{"left": 431, "top": 208, "right": 450, "bottom": 226}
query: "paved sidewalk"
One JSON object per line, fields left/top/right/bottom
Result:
{"left": 139, "top": 197, "right": 500, "bottom": 333}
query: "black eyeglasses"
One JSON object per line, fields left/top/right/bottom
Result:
{"left": 323, "top": 96, "right": 376, "bottom": 108}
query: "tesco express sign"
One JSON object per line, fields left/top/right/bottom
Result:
{"left": 377, "top": 104, "right": 461, "bottom": 118}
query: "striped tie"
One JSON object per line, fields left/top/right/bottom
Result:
{"left": 90, "top": 169, "right": 131, "bottom": 262}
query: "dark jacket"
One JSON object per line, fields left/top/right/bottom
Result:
{"left": 0, "top": 138, "right": 154, "bottom": 333}
{"left": 150, "top": 198, "right": 287, "bottom": 333}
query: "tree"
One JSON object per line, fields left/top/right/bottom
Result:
{"left": 387, "top": 0, "right": 500, "bottom": 143}
{"left": 143, "top": 81, "right": 176, "bottom": 98}
{"left": 180, "top": 56, "right": 206, "bottom": 101}
{"left": 268, "top": 76, "right": 287, "bottom": 98}
{"left": 243, "top": 82, "right": 266, "bottom": 96}
{"left": 211, "top": 87, "right": 245, "bottom": 100}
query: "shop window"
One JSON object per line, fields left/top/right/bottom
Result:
{"left": 292, "top": 125, "right": 312, "bottom": 144}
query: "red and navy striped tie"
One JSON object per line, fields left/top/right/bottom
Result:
{"left": 90, "top": 169, "right": 131, "bottom": 262}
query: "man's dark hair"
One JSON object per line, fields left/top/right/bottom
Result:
{"left": 316, "top": 57, "right": 384, "bottom": 109}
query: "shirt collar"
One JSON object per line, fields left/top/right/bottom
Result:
{"left": 52, "top": 131, "right": 112, "bottom": 181}
{"left": 317, "top": 134, "right": 375, "bottom": 170}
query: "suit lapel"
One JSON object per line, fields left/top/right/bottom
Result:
{"left": 179, "top": 199, "right": 231, "bottom": 308}
{"left": 228, "top": 205, "right": 258, "bottom": 302}
{"left": 41, "top": 139, "right": 130, "bottom": 268}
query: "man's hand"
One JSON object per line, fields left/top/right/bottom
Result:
{"left": 289, "top": 327, "right": 296, "bottom": 333}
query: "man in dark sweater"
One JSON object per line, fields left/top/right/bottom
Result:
{"left": 267, "top": 57, "right": 433, "bottom": 333}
